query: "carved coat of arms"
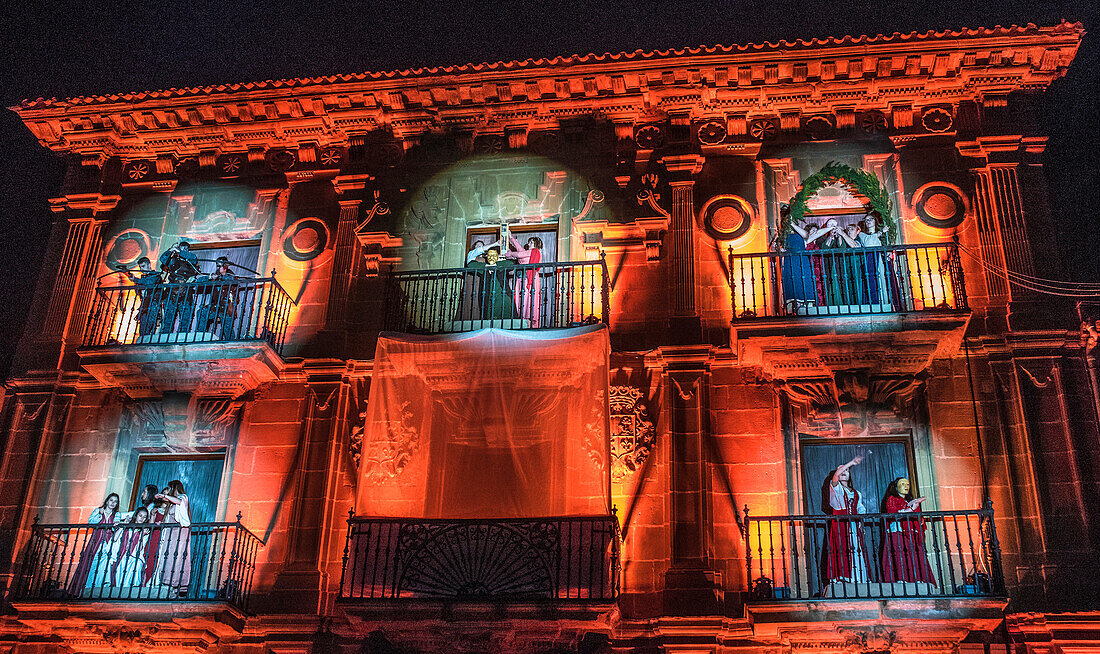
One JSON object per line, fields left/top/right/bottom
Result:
{"left": 608, "top": 386, "right": 656, "bottom": 481}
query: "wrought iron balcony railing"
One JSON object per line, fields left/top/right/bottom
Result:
{"left": 83, "top": 277, "right": 295, "bottom": 353}
{"left": 743, "top": 503, "right": 1004, "bottom": 601}
{"left": 729, "top": 242, "right": 967, "bottom": 319}
{"left": 339, "top": 515, "right": 620, "bottom": 601}
{"left": 12, "top": 516, "right": 263, "bottom": 610}
{"left": 382, "top": 259, "right": 609, "bottom": 334}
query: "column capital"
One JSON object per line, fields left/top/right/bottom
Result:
{"left": 660, "top": 154, "right": 705, "bottom": 183}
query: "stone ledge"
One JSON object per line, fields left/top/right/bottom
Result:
{"left": 78, "top": 341, "right": 285, "bottom": 399}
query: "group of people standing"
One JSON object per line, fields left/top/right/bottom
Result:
{"left": 116, "top": 240, "right": 241, "bottom": 338}
{"left": 777, "top": 208, "right": 906, "bottom": 314}
{"left": 822, "top": 456, "right": 937, "bottom": 589}
{"left": 458, "top": 233, "right": 546, "bottom": 327}
{"left": 66, "top": 481, "right": 192, "bottom": 597}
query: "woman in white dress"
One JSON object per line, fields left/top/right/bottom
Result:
{"left": 156, "top": 480, "right": 192, "bottom": 596}
{"left": 111, "top": 507, "right": 150, "bottom": 589}
{"left": 824, "top": 456, "right": 871, "bottom": 585}
{"left": 68, "top": 493, "right": 120, "bottom": 594}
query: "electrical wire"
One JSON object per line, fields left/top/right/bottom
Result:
{"left": 956, "top": 243, "right": 1100, "bottom": 289}
{"left": 956, "top": 244, "right": 1100, "bottom": 298}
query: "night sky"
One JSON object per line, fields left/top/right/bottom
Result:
{"left": 1, "top": 0, "right": 1096, "bottom": 377}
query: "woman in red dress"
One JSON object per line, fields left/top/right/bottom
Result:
{"left": 880, "top": 477, "right": 936, "bottom": 585}
{"left": 504, "top": 235, "right": 544, "bottom": 327}
{"left": 143, "top": 490, "right": 170, "bottom": 586}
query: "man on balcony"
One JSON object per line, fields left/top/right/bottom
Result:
{"left": 158, "top": 240, "right": 200, "bottom": 333}
{"left": 117, "top": 256, "right": 163, "bottom": 337}
{"left": 195, "top": 256, "right": 240, "bottom": 339}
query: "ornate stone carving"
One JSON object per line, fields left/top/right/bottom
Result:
{"left": 319, "top": 146, "right": 342, "bottom": 166}
{"left": 921, "top": 106, "right": 954, "bottom": 132}
{"left": 608, "top": 385, "right": 656, "bottom": 481}
{"left": 858, "top": 109, "right": 889, "bottom": 134}
{"left": 128, "top": 400, "right": 166, "bottom": 441}
{"left": 282, "top": 217, "right": 331, "bottom": 261}
{"left": 266, "top": 148, "right": 296, "bottom": 172}
{"left": 837, "top": 625, "right": 897, "bottom": 653}
{"left": 95, "top": 624, "right": 158, "bottom": 652}
{"left": 125, "top": 161, "right": 150, "bottom": 180}
{"left": 749, "top": 118, "right": 779, "bottom": 140}
{"left": 696, "top": 119, "right": 727, "bottom": 145}
{"left": 361, "top": 401, "right": 419, "bottom": 483}
{"left": 913, "top": 182, "right": 968, "bottom": 229}
{"left": 634, "top": 124, "right": 665, "bottom": 149}
{"left": 782, "top": 372, "right": 923, "bottom": 436}
{"left": 192, "top": 397, "right": 244, "bottom": 444}
{"left": 219, "top": 154, "right": 242, "bottom": 175}
{"left": 474, "top": 133, "right": 505, "bottom": 154}
{"left": 700, "top": 195, "right": 753, "bottom": 241}
{"left": 804, "top": 114, "right": 836, "bottom": 140}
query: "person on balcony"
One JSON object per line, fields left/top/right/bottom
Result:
{"left": 159, "top": 240, "right": 201, "bottom": 333}
{"left": 117, "top": 484, "right": 159, "bottom": 522}
{"left": 455, "top": 237, "right": 497, "bottom": 322}
{"left": 195, "top": 256, "right": 240, "bottom": 338}
{"left": 466, "top": 245, "right": 518, "bottom": 320}
{"left": 155, "top": 480, "right": 192, "bottom": 596}
{"left": 67, "top": 492, "right": 120, "bottom": 595}
{"left": 143, "top": 492, "right": 170, "bottom": 587}
{"left": 823, "top": 456, "right": 871, "bottom": 586}
{"left": 778, "top": 205, "right": 831, "bottom": 314}
{"left": 111, "top": 507, "right": 151, "bottom": 589}
{"left": 880, "top": 477, "right": 936, "bottom": 585}
{"left": 834, "top": 213, "right": 896, "bottom": 308}
{"left": 117, "top": 257, "right": 163, "bottom": 337}
{"left": 503, "top": 235, "right": 544, "bottom": 327}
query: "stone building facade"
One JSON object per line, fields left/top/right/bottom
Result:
{"left": 2, "top": 19, "right": 1098, "bottom": 654}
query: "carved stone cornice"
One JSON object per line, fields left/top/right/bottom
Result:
{"left": 48, "top": 193, "right": 121, "bottom": 214}
{"left": 572, "top": 215, "right": 668, "bottom": 263}
{"left": 955, "top": 135, "right": 1048, "bottom": 160}
{"left": 13, "top": 23, "right": 1083, "bottom": 159}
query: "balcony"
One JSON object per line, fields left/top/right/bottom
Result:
{"left": 741, "top": 505, "right": 1007, "bottom": 645}
{"left": 728, "top": 243, "right": 971, "bottom": 379}
{"left": 10, "top": 517, "right": 263, "bottom": 611}
{"left": 743, "top": 504, "right": 1003, "bottom": 601}
{"left": 78, "top": 277, "right": 295, "bottom": 398}
{"left": 382, "top": 260, "right": 608, "bottom": 334}
{"left": 338, "top": 515, "right": 619, "bottom": 603}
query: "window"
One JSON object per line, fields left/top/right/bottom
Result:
{"left": 130, "top": 454, "right": 226, "bottom": 522}
{"left": 799, "top": 436, "right": 917, "bottom": 515}
{"left": 188, "top": 240, "right": 262, "bottom": 277}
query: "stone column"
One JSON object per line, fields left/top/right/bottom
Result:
{"left": 660, "top": 155, "right": 704, "bottom": 342}
{"left": 326, "top": 175, "right": 372, "bottom": 335}
{"left": 0, "top": 390, "right": 73, "bottom": 586}
{"left": 659, "top": 347, "right": 721, "bottom": 614}
{"left": 16, "top": 194, "right": 116, "bottom": 372}
{"left": 270, "top": 378, "right": 346, "bottom": 613}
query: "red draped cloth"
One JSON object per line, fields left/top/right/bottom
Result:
{"left": 142, "top": 511, "right": 167, "bottom": 585}
{"left": 66, "top": 511, "right": 116, "bottom": 594}
{"left": 880, "top": 496, "right": 937, "bottom": 585}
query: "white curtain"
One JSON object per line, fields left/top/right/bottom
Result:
{"left": 356, "top": 325, "right": 611, "bottom": 518}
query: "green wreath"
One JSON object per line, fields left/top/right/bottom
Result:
{"left": 778, "top": 162, "right": 895, "bottom": 244}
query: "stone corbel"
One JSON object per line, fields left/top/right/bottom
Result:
{"left": 572, "top": 215, "right": 668, "bottom": 264}
{"left": 192, "top": 397, "right": 244, "bottom": 445}
{"left": 355, "top": 231, "right": 403, "bottom": 276}
{"left": 48, "top": 193, "right": 121, "bottom": 215}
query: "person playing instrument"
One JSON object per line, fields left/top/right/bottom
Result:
{"left": 159, "top": 240, "right": 201, "bottom": 333}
